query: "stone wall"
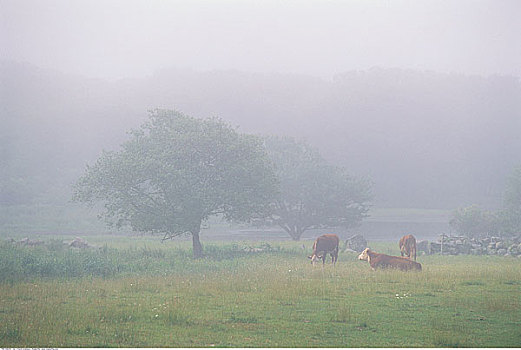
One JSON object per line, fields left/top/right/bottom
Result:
{"left": 419, "top": 235, "right": 521, "bottom": 256}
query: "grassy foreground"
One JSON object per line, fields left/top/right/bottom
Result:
{"left": 0, "top": 240, "right": 520, "bottom": 347}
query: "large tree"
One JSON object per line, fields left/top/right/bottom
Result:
{"left": 73, "top": 110, "right": 277, "bottom": 258}
{"left": 263, "top": 136, "right": 372, "bottom": 240}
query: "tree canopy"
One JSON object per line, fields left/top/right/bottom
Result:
{"left": 263, "top": 136, "right": 372, "bottom": 240}
{"left": 73, "top": 110, "right": 277, "bottom": 258}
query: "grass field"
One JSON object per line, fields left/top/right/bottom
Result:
{"left": 1, "top": 237, "right": 520, "bottom": 347}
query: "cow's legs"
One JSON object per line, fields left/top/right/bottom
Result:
{"left": 332, "top": 251, "right": 338, "bottom": 265}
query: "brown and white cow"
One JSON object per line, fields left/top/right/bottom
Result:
{"left": 399, "top": 234, "right": 417, "bottom": 261}
{"left": 358, "top": 248, "right": 422, "bottom": 271}
{"left": 308, "top": 234, "right": 340, "bottom": 265}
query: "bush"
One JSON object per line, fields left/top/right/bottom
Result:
{"left": 449, "top": 205, "right": 500, "bottom": 238}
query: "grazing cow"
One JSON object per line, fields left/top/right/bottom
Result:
{"left": 399, "top": 234, "right": 417, "bottom": 261}
{"left": 308, "top": 234, "right": 340, "bottom": 265}
{"left": 358, "top": 248, "right": 422, "bottom": 271}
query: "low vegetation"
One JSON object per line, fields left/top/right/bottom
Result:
{"left": 1, "top": 239, "right": 520, "bottom": 347}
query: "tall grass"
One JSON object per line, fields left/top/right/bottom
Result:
{"left": 1, "top": 240, "right": 520, "bottom": 347}
{"left": 0, "top": 241, "right": 302, "bottom": 283}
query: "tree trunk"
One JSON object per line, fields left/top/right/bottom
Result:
{"left": 191, "top": 223, "right": 204, "bottom": 259}
{"left": 278, "top": 221, "right": 305, "bottom": 241}
{"left": 288, "top": 226, "right": 303, "bottom": 241}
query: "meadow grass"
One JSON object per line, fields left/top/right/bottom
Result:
{"left": 0, "top": 239, "right": 520, "bottom": 347}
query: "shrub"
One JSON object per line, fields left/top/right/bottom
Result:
{"left": 449, "top": 205, "right": 500, "bottom": 238}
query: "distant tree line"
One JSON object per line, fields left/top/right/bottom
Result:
{"left": 4, "top": 62, "right": 521, "bottom": 211}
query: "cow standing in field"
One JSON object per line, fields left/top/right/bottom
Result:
{"left": 399, "top": 234, "right": 417, "bottom": 261}
{"left": 358, "top": 248, "right": 422, "bottom": 271}
{"left": 308, "top": 234, "right": 340, "bottom": 265}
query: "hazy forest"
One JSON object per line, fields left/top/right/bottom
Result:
{"left": 2, "top": 61, "right": 521, "bottom": 238}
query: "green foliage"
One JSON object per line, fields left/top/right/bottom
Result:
{"left": 0, "top": 240, "right": 296, "bottom": 283}
{"left": 263, "top": 136, "right": 372, "bottom": 240}
{"left": 0, "top": 242, "right": 118, "bottom": 282}
{"left": 504, "top": 165, "right": 521, "bottom": 210}
{"left": 449, "top": 205, "right": 500, "bottom": 238}
{"left": 451, "top": 166, "right": 521, "bottom": 238}
{"left": 499, "top": 165, "right": 521, "bottom": 235}
{"left": 73, "top": 110, "right": 277, "bottom": 257}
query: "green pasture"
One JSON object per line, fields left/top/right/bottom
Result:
{"left": 0, "top": 238, "right": 520, "bottom": 347}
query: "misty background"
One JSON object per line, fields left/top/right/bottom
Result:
{"left": 1, "top": 0, "right": 521, "bottom": 239}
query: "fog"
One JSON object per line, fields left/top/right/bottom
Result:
{"left": 1, "top": 0, "right": 521, "bottom": 237}
{"left": 2, "top": 0, "right": 521, "bottom": 79}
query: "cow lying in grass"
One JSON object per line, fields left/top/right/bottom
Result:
{"left": 358, "top": 248, "right": 422, "bottom": 271}
{"left": 308, "top": 234, "right": 339, "bottom": 265}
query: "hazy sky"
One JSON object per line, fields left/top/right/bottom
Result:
{"left": 1, "top": 0, "right": 520, "bottom": 80}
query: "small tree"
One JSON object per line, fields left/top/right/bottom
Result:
{"left": 73, "top": 110, "right": 277, "bottom": 258}
{"left": 449, "top": 205, "right": 500, "bottom": 238}
{"left": 499, "top": 165, "right": 521, "bottom": 235}
{"left": 263, "top": 136, "right": 371, "bottom": 240}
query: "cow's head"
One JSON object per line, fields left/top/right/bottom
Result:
{"left": 308, "top": 253, "right": 323, "bottom": 265}
{"left": 358, "top": 248, "right": 371, "bottom": 261}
